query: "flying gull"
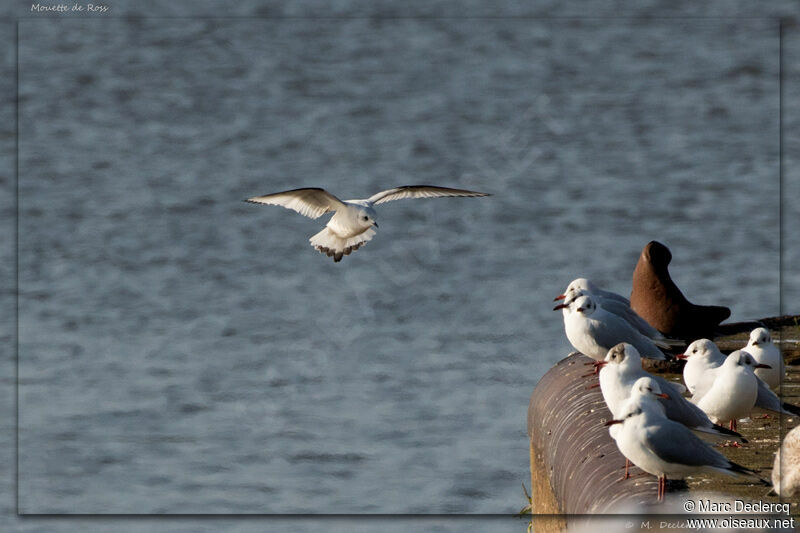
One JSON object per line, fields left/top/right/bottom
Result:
{"left": 246, "top": 185, "right": 490, "bottom": 262}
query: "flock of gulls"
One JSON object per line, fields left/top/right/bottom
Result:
{"left": 554, "top": 242, "right": 799, "bottom": 502}
{"left": 246, "top": 186, "right": 798, "bottom": 505}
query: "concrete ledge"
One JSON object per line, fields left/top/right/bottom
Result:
{"left": 527, "top": 317, "right": 800, "bottom": 524}
{"left": 527, "top": 353, "right": 661, "bottom": 515}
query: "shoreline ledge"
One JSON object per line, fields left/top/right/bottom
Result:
{"left": 526, "top": 315, "right": 800, "bottom": 528}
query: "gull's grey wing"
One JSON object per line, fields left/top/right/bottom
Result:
{"left": 366, "top": 185, "right": 490, "bottom": 205}
{"left": 246, "top": 188, "right": 345, "bottom": 219}
{"left": 643, "top": 419, "right": 732, "bottom": 469}
{"left": 596, "top": 289, "right": 630, "bottom": 306}
{"left": 755, "top": 379, "right": 782, "bottom": 412}
{"left": 599, "top": 298, "right": 665, "bottom": 340}
{"left": 653, "top": 376, "right": 686, "bottom": 397}
{"left": 586, "top": 314, "right": 641, "bottom": 349}
{"left": 587, "top": 315, "right": 666, "bottom": 360}
{"left": 657, "top": 379, "right": 716, "bottom": 428}
{"left": 755, "top": 378, "right": 800, "bottom": 415}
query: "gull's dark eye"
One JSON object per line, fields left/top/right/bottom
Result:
{"left": 362, "top": 216, "right": 368, "bottom": 221}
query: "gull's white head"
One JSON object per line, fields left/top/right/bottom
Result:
{"left": 740, "top": 349, "right": 772, "bottom": 373}
{"left": 624, "top": 377, "right": 669, "bottom": 418}
{"left": 599, "top": 342, "right": 641, "bottom": 373}
{"left": 747, "top": 327, "right": 771, "bottom": 347}
{"left": 554, "top": 293, "right": 597, "bottom": 314}
{"left": 554, "top": 278, "right": 595, "bottom": 303}
{"left": 351, "top": 205, "right": 378, "bottom": 230}
{"left": 567, "top": 278, "right": 598, "bottom": 294}
{"left": 631, "top": 377, "right": 668, "bottom": 400}
{"left": 678, "top": 339, "right": 720, "bottom": 364}
{"left": 555, "top": 286, "right": 587, "bottom": 308}
{"left": 606, "top": 398, "right": 645, "bottom": 429}
{"left": 572, "top": 294, "right": 597, "bottom": 316}
{"left": 724, "top": 349, "right": 770, "bottom": 373}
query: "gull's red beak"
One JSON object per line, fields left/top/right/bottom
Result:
{"left": 755, "top": 363, "right": 772, "bottom": 369}
{"left": 554, "top": 294, "right": 566, "bottom": 302}
{"left": 553, "top": 303, "right": 568, "bottom": 311}
{"left": 594, "top": 361, "right": 608, "bottom": 368}
{"left": 604, "top": 419, "right": 623, "bottom": 426}
{"left": 675, "top": 354, "right": 688, "bottom": 360}
{"left": 656, "top": 393, "right": 669, "bottom": 399}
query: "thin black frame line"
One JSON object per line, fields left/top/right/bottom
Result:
{"left": 13, "top": 15, "right": 787, "bottom": 518}
{"left": 778, "top": 16, "right": 785, "bottom": 506}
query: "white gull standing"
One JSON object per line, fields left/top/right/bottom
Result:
{"left": 246, "top": 185, "right": 489, "bottom": 262}
{"left": 773, "top": 425, "right": 800, "bottom": 497}
{"left": 746, "top": 327, "right": 784, "bottom": 389}
{"left": 680, "top": 340, "right": 800, "bottom": 418}
{"left": 557, "top": 294, "right": 667, "bottom": 361}
{"left": 678, "top": 338, "right": 726, "bottom": 397}
{"left": 598, "top": 343, "right": 742, "bottom": 442}
{"left": 554, "top": 278, "right": 681, "bottom": 347}
{"left": 555, "top": 278, "right": 630, "bottom": 306}
{"left": 693, "top": 350, "right": 769, "bottom": 431}
{"left": 606, "top": 377, "right": 763, "bottom": 502}
{"left": 605, "top": 376, "right": 670, "bottom": 480}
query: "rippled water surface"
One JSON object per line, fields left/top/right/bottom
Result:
{"left": 14, "top": 13, "right": 783, "bottom": 516}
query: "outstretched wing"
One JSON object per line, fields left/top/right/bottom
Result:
{"left": 366, "top": 185, "right": 490, "bottom": 205}
{"left": 246, "top": 188, "right": 345, "bottom": 219}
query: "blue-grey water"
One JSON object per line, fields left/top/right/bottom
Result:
{"left": 2, "top": 1, "right": 800, "bottom": 531}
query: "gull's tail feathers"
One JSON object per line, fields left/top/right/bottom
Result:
{"left": 689, "top": 424, "right": 747, "bottom": 444}
{"left": 309, "top": 227, "right": 376, "bottom": 262}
